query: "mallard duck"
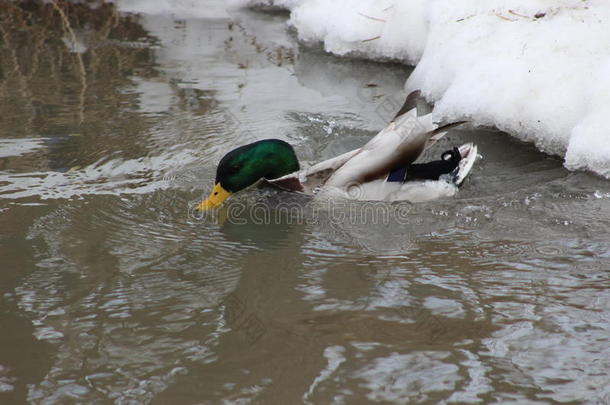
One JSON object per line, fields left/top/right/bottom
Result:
{"left": 196, "top": 90, "right": 478, "bottom": 211}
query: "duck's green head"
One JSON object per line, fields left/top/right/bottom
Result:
{"left": 197, "top": 139, "right": 299, "bottom": 211}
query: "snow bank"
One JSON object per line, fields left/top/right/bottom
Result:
{"left": 231, "top": 0, "right": 610, "bottom": 178}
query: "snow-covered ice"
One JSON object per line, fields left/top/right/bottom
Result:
{"left": 229, "top": 0, "right": 610, "bottom": 178}
{"left": 116, "top": 0, "right": 610, "bottom": 178}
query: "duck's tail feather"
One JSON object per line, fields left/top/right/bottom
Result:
{"left": 453, "top": 143, "right": 478, "bottom": 186}
{"left": 431, "top": 121, "right": 467, "bottom": 135}
{"left": 424, "top": 121, "right": 467, "bottom": 150}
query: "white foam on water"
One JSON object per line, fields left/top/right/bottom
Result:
{"left": 0, "top": 149, "right": 198, "bottom": 200}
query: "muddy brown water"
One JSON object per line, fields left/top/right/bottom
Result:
{"left": 0, "top": 2, "right": 608, "bottom": 404}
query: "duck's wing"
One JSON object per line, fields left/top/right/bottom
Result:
{"left": 266, "top": 91, "right": 424, "bottom": 193}
{"left": 389, "top": 89, "right": 463, "bottom": 150}
{"left": 266, "top": 148, "right": 360, "bottom": 193}
{"left": 390, "top": 90, "right": 461, "bottom": 151}
{"left": 268, "top": 90, "right": 464, "bottom": 193}
{"left": 324, "top": 109, "right": 465, "bottom": 188}
{"left": 391, "top": 89, "right": 423, "bottom": 121}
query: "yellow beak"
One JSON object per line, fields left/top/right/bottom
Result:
{"left": 196, "top": 183, "right": 232, "bottom": 211}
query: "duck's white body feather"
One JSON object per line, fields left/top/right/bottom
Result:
{"left": 325, "top": 110, "right": 441, "bottom": 188}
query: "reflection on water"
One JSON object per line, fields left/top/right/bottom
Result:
{"left": 0, "top": 1, "right": 609, "bottom": 404}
